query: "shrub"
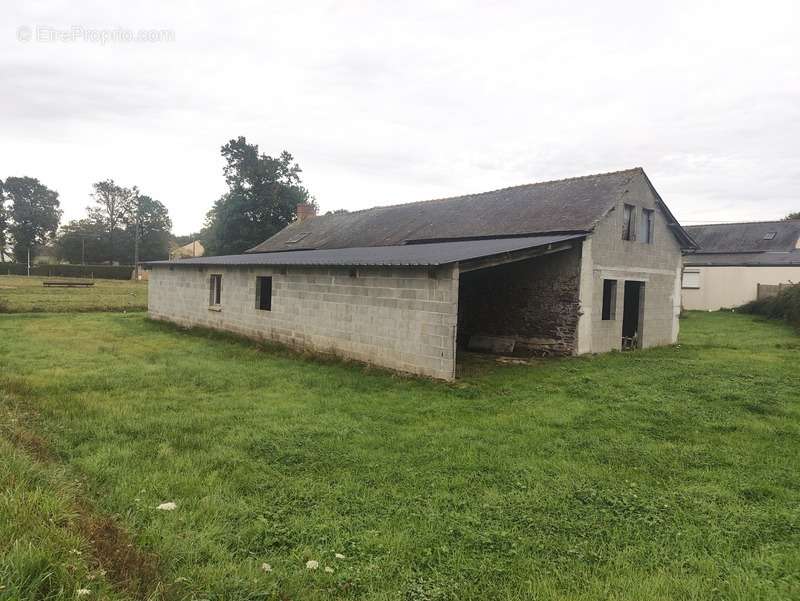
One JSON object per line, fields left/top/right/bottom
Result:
{"left": 739, "top": 283, "right": 800, "bottom": 328}
{"left": 0, "top": 263, "right": 134, "bottom": 280}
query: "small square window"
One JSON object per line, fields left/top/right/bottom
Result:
{"left": 602, "top": 279, "right": 617, "bottom": 320}
{"left": 209, "top": 274, "right": 222, "bottom": 306}
{"left": 622, "top": 204, "right": 636, "bottom": 241}
{"left": 256, "top": 276, "right": 272, "bottom": 311}
{"left": 682, "top": 270, "right": 701, "bottom": 289}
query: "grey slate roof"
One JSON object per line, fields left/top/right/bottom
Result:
{"left": 146, "top": 234, "right": 583, "bottom": 268}
{"left": 686, "top": 220, "right": 800, "bottom": 253}
{"left": 248, "top": 167, "right": 694, "bottom": 253}
{"left": 683, "top": 220, "right": 800, "bottom": 267}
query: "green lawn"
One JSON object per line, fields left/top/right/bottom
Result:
{"left": 0, "top": 275, "right": 147, "bottom": 313}
{"left": 0, "top": 311, "right": 799, "bottom": 600}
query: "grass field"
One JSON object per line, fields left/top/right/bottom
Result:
{"left": 0, "top": 275, "right": 147, "bottom": 313}
{"left": 1, "top": 310, "right": 799, "bottom": 600}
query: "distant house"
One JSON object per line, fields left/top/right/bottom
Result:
{"left": 682, "top": 220, "right": 800, "bottom": 310}
{"left": 145, "top": 168, "right": 694, "bottom": 380}
{"left": 170, "top": 240, "right": 205, "bottom": 260}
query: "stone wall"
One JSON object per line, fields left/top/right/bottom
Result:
{"left": 457, "top": 246, "right": 582, "bottom": 355}
{"left": 148, "top": 264, "right": 459, "bottom": 380}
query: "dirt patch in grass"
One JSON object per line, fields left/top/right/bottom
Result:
{"left": 1, "top": 388, "right": 174, "bottom": 600}
{"left": 8, "top": 427, "right": 55, "bottom": 462}
{"left": 76, "top": 509, "right": 164, "bottom": 598}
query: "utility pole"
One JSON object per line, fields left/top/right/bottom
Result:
{"left": 132, "top": 191, "right": 140, "bottom": 281}
{"left": 27, "top": 246, "right": 30, "bottom": 276}
{"left": 134, "top": 215, "right": 140, "bottom": 280}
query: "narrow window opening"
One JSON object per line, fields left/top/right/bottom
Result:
{"left": 640, "top": 209, "right": 654, "bottom": 244}
{"left": 256, "top": 276, "right": 272, "bottom": 311}
{"left": 209, "top": 274, "right": 222, "bottom": 306}
{"left": 602, "top": 279, "right": 617, "bottom": 320}
{"left": 622, "top": 204, "right": 636, "bottom": 241}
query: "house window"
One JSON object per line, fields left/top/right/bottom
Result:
{"left": 209, "top": 274, "right": 222, "bottom": 305}
{"left": 622, "top": 204, "right": 636, "bottom": 241}
{"left": 640, "top": 209, "right": 654, "bottom": 244}
{"left": 682, "top": 270, "right": 701, "bottom": 289}
{"left": 602, "top": 279, "right": 617, "bottom": 320}
{"left": 256, "top": 276, "right": 272, "bottom": 311}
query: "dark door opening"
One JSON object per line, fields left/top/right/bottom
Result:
{"left": 621, "top": 281, "right": 644, "bottom": 349}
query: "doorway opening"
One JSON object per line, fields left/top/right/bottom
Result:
{"left": 621, "top": 281, "right": 644, "bottom": 349}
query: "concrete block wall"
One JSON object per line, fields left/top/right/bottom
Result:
{"left": 577, "top": 175, "right": 683, "bottom": 354}
{"left": 148, "top": 264, "right": 459, "bottom": 380}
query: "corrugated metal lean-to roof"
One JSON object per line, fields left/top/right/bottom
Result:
{"left": 144, "top": 234, "right": 584, "bottom": 269}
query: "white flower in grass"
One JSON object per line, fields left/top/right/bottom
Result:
{"left": 77, "top": 589, "right": 91, "bottom": 597}
{"left": 334, "top": 553, "right": 345, "bottom": 560}
{"left": 156, "top": 502, "right": 177, "bottom": 511}
{"left": 261, "top": 563, "right": 272, "bottom": 573}
{"left": 324, "top": 566, "right": 334, "bottom": 573}
{"left": 306, "top": 560, "right": 319, "bottom": 570}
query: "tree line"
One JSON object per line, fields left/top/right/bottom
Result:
{"left": 1, "top": 136, "right": 318, "bottom": 264}
{"left": 0, "top": 177, "right": 172, "bottom": 264}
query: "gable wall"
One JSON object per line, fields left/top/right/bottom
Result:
{"left": 148, "top": 264, "right": 458, "bottom": 380}
{"left": 577, "top": 176, "right": 683, "bottom": 353}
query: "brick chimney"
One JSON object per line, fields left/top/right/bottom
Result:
{"left": 296, "top": 203, "right": 317, "bottom": 223}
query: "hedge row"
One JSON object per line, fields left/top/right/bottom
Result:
{"left": 0, "top": 263, "right": 134, "bottom": 280}
{"left": 739, "top": 283, "right": 800, "bottom": 328}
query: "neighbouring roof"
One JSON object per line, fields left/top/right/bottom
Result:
{"left": 684, "top": 220, "right": 800, "bottom": 267}
{"left": 247, "top": 167, "right": 694, "bottom": 253}
{"left": 684, "top": 252, "right": 800, "bottom": 267}
{"left": 686, "top": 220, "right": 800, "bottom": 253}
{"left": 170, "top": 240, "right": 205, "bottom": 259}
{"left": 145, "top": 234, "right": 584, "bottom": 268}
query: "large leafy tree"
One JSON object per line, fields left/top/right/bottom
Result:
{"left": 203, "top": 137, "right": 314, "bottom": 255}
{"left": 785, "top": 212, "right": 800, "bottom": 221}
{"left": 124, "top": 193, "right": 173, "bottom": 262}
{"left": 5, "top": 176, "right": 62, "bottom": 262}
{"left": 59, "top": 187, "right": 172, "bottom": 264}
{"left": 55, "top": 218, "right": 109, "bottom": 264}
{"left": 88, "top": 179, "right": 134, "bottom": 264}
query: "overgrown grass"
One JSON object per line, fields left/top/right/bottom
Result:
{"left": 740, "top": 282, "right": 800, "bottom": 329}
{"left": 0, "top": 311, "right": 798, "bottom": 600}
{"left": 0, "top": 275, "right": 147, "bottom": 313}
{"left": 0, "top": 392, "right": 130, "bottom": 601}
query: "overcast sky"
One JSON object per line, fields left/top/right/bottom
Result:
{"left": 2, "top": 0, "right": 798, "bottom": 235}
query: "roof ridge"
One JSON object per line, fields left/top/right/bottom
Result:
{"left": 686, "top": 219, "right": 800, "bottom": 228}
{"left": 326, "top": 167, "right": 643, "bottom": 216}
